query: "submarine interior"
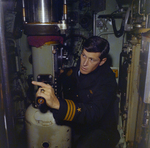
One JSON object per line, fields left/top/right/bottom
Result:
{"left": 1, "top": 0, "right": 150, "bottom": 148}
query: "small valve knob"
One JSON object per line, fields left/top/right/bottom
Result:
{"left": 36, "top": 97, "right": 48, "bottom": 113}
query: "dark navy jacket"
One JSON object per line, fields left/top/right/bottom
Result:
{"left": 52, "top": 61, "right": 118, "bottom": 136}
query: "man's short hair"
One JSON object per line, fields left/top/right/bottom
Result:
{"left": 82, "top": 36, "right": 110, "bottom": 59}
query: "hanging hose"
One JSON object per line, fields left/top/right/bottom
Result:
{"left": 111, "top": 16, "right": 125, "bottom": 38}
{"left": 98, "top": 8, "right": 125, "bottom": 38}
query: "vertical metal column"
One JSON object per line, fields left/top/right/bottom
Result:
{"left": 0, "top": 0, "right": 16, "bottom": 147}
{"left": 126, "top": 44, "right": 141, "bottom": 143}
{"left": 93, "top": 12, "right": 96, "bottom": 36}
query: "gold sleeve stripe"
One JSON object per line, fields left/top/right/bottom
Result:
{"left": 64, "top": 99, "right": 70, "bottom": 121}
{"left": 68, "top": 100, "right": 76, "bottom": 121}
{"left": 69, "top": 100, "right": 76, "bottom": 121}
{"left": 67, "top": 100, "right": 75, "bottom": 121}
{"left": 67, "top": 100, "right": 73, "bottom": 120}
{"left": 64, "top": 99, "right": 76, "bottom": 121}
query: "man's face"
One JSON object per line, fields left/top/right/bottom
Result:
{"left": 80, "top": 49, "right": 101, "bottom": 74}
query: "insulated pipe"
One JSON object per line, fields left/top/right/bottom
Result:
{"left": 0, "top": 1, "right": 16, "bottom": 147}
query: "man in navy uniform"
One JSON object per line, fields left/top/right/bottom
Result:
{"left": 32, "top": 36, "right": 120, "bottom": 148}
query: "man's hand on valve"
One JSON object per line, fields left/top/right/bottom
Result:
{"left": 32, "top": 81, "right": 60, "bottom": 110}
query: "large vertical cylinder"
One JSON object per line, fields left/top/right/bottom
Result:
{"left": 25, "top": 105, "right": 71, "bottom": 148}
{"left": 26, "top": 42, "right": 72, "bottom": 148}
{"left": 24, "top": 0, "right": 63, "bottom": 23}
{"left": 23, "top": 0, "right": 64, "bottom": 35}
{"left": 32, "top": 42, "right": 57, "bottom": 82}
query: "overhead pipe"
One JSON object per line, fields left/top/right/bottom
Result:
{"left": 0, "top": 0, "right": 16, "bottom": 147}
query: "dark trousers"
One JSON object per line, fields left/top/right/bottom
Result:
{"left": 72, "top": 129, "right": 120, "bottom": 148}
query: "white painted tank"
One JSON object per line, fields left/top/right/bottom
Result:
{"left": 25, "top": 104, "right": 71, "bottom": 148}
